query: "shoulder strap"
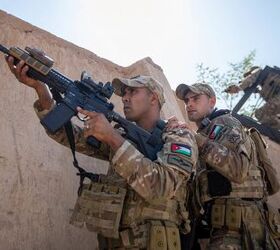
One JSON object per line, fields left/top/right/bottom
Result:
{"left": 199, "top": 108, "right": 230, "bottom": 130}
{"left": 50, "top": 88, "right": 99, "bottom": 195}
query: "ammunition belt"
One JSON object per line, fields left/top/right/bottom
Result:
{"left": 209, "top": 198, "right": 263, "bottom": 231}
{"left": 103, "top": 220, "right": 181, "bottom": 250}
{"left": 145, "top": 220, "right": 181, "bottom": 250}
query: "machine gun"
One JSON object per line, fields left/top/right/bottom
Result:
{"left": 231, "top": 66, "right": 280, "bottom": 144}
{"left": 0, "top": 44, "right": 165, "bottom": 161}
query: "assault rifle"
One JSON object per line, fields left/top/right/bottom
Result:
{"left": 0, "top": 44, "right": 164, "bottom": 161}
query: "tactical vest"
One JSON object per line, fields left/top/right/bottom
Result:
{"left": 70, "top": 171, "right": 189, "bottom": 249}
{"left": 196, "top": 110, "right": 266, "bottom": 203}
{"left": 198, "top": 167, "right": 265, "bottom": 203}
{"left": 70, "top": 129, "right": 191, "bottom": 249}
{"left": 120, "top": 181, "right": 189, "bottom": 227}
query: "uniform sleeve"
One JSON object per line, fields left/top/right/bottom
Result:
{"left": 111, "top": 128, "right": 198, "bottom": 201}
{"left": 197, "top": 122, "right": 252, "bottom": 184}
{"left": 33, "top": 100, "right": 110, "bottom": 161}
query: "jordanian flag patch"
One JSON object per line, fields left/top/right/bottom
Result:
{"left": 171, "top": 143, "right": 192, "bottom": 157}
{"left": 209, "top": 125, "right": 223, "bottom": 140}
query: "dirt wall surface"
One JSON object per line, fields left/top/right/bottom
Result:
{"left": 0, "top": 9, "right": 279, "bottom": 250}
{"left": 0, "top": 10, "right": 185, "bottom": 250}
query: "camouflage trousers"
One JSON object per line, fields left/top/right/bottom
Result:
{"left": 205, "top": 199, "right": 279, "bottom": 250}
{"left": 208, "top": 229, "right": 241, "bottom": 250}
{"left": 207, "top": 228, "right": 279, "bottom": 250}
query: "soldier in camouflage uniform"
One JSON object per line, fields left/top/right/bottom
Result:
{"left": 174, "top": 83, "right": 279, "bottom": 249}
{"left": 225, "top": 66, "right": 280, "bottom": 130}
{"left": 6, "top": 56, "right": 198, "bottom": 250}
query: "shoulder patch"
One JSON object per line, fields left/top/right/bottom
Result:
{"left": 171, "top": 143, "right": 192, "bottom": 157}
{"left": 227, "top": 133, "right": 241, "bottom": 144}
{"left": 167, "top": 154, "right": 192, "bottom": 173}
{"left": 209, "top": 125, "right": 224, "bottom": 140}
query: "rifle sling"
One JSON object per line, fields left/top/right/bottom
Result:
{"left": 50, "top": 88, "right": 99, "bottom": 196}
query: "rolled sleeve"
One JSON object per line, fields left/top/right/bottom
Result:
{"left": 33, "top": 100, "right": 55, "bottom": 120}
{"left": 111, "top": 140, "right": 131, "bottom": 165}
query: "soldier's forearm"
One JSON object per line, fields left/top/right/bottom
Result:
{"left": 34, "top": 83, "right": 54, "bottom": 110}
{"left": 106, "top": 132, "right": 125, "bottom": 153}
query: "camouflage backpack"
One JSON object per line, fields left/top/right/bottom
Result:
{"left": 248, "top": 127, "right": 280, "bottom": 196}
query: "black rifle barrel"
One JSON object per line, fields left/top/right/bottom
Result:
{"left": 0, "top": 44, "right": 9, "bottom": 54}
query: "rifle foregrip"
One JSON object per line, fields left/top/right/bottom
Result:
{"left": 41, "top": 102, "right": 76, "bottom": 133}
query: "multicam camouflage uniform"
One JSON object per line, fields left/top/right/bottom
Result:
{"left": 34, "top": 75, "right": 198, "bottom": 250}
{"left": 195, "top": 112, "right": 277, "bottom": 249}
{"left": 175, "top": 83, "right": 279, "bottom": 250}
